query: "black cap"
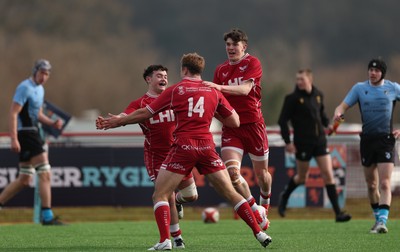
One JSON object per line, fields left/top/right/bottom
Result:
{"left": 368, "top": 58, "right": 387, "bottom": 80}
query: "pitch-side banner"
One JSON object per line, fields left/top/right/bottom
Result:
{"left": 0, "top": 146, "right": 345, "bottom": 207}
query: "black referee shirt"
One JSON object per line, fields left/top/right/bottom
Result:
{"left": 278, "top": 86, "right": 329, "bottom": 145}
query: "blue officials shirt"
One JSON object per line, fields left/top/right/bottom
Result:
{"left": 13, "top": 78, "right": 45, "bottom": 130}
{"left": 344, "top": 80, "right": 400, "bottom": 135}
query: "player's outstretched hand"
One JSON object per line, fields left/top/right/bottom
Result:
{"left": 393, "top": 129, "right": 400, "bottom": 139}
{"left": 96, "top": 114, "right": 122, "bottom": 130}
{"left": 96, "top": 116, "right": 105, "bottom": 130}
{"left": 203, "top": 81, "right": 222, "bottom": 91}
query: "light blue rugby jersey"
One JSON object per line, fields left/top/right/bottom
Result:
{"left": 13, "top": 78, "right": 45, "bottom": 130}
{"left": 344, "top": 80, "right": 400, "bottom": 135}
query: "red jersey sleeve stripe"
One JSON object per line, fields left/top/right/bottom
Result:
{"left": 146, "top": 105, "right": 155, "bottom": 114}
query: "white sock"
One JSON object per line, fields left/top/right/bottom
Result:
{"left": 260, "top": 189, "right": 271, "bottom": 205}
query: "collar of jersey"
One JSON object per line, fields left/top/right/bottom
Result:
{"left": 182, "top": 76, "right": 202, "bottom": 82}
{"left": 229, "top": 53, "right": 250, "bottom": 65}
{"left": 28, "top": 78, "right": 39, "bottom": 87}
{"left": 368, "top": 79, "right": 385, "bottom": 87}
{"left": 146, "top": 92, "right": 160, "bottom": 98}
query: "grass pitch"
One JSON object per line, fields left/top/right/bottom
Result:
{"left": 0, "top": 219, "right": 398, "bottom": 251}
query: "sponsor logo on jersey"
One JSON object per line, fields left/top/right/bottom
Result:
{"left": 255, "top": 146, "right": 263, "bottom": 152}
{"left": 178, "top": 86, "right": 185, "bottom": 95}
{"left": 316, "top": 95, "right": 321, "bottom": 104}
{"left": 169, "top": 163, "right": 185, "bottom": 171}
{"left": 227, "top": 77, "right": 244, "bottom": 86}
{"left": 149, "top": 110, "right": 175, "bottom": 124}
{"left": 181, "top": 145, "right": 212, "bottom": 151}
{"left": 222, "top": 138, "right": 231, "bottom": 143}
{"left": 299, "top": 98, "right": 304, "bottom": 104}
{"left": 222, "top": 72, "right": 228, "bottom": 78}
{"left": 239, "top": 65, "right": 248, "bottom": 72}
{"left": 211, "top": 159, "right": 223, "bottom": 167}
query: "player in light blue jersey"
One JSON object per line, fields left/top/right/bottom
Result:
{"left": 0, "top": 59, "right": 64, "bottom": 225}
{"left": 334, "top": 59, "right": 400, "bottom": 234}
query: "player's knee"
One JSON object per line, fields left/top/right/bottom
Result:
{"left": 179, "top": 183, "right": 198, "bottom": 202}
{"left": 380, "top": 180, "right": 391, "bottom": 192}
{"left": 35, "top": 163, "right": 51, "bottom": 175}
{"left": 228, "top": 168, "right": 242, "bottom": 186}
{"left": 17, "top": 175, "right": 32, "bottom": 187}
{"left": 225, "top": 160, "right": 242, "bottom": 186}
{"left": 152, "top": 192, "right": 159, "bottom": 203}
{"left": 366, "top": 181, "right": 378, "bottom": 192}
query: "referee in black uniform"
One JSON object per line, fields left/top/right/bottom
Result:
{"left": 277, "top": 69, "right": 351, "bottom": 222}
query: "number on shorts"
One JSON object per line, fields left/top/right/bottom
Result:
{"left": 188, "top": 97, "right": 205, "bottom": 117}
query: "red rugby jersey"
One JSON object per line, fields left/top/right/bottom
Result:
{"left": 124, "top": 92, "right": 175, "bottom": 151}
{"left": 213, "top": 53, "right": 264, "bottom": 124}
{"left": 146, "top": 77, "right": 234, "bottom": 140}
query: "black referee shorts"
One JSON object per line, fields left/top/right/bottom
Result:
{"left": 360, "top": 134, "right": 395, "bottom": 167}
{"left": 295, "top": 140, "right": 329, "bottom": 161}
{"left": 18, "top": 130, "right": 45, "bottom": 162}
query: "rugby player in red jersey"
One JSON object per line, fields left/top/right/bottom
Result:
{"left": 97, "top": 53, "right": 272, "bottom": 250}
{"left": 96, "top": 65, "right": 197, "bottom": 249}
{"left": 205, "top": 29, "right": 272, "bottom": 230}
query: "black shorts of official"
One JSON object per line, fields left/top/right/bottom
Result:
{"left": 295, "top": 140, "right": 329, "bottom": 161}
{"left": 18, "top": 130, "right": 45, "bottom": 162}
{"left": 360, "top": 134, "right": 395, "bottom": 167}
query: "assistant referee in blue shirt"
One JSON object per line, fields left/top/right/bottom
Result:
{"left": 334, "top": 58, "right": 400, "bottom": 234}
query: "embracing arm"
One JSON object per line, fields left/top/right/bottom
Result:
{"left": 97, "top": 108, "right": 153, "bottom": 130}
{"left": 204, "top": 80, "right": 254, "bottom": 96}
{"left": 119, "top": 108, "right": 152, "bottom": 125}
{"left": 221, "top": 110, "right": 240, "bottom": 128}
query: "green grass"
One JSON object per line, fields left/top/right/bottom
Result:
{"left": 0, "top": 220, "right": 398, "bottom": 251}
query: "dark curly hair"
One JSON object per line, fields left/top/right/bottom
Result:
{"left": 143, "top": 65, "right": 168, "bottom": 81}
{"left": 223, "top": 28, "right": 248, "bottom": 44}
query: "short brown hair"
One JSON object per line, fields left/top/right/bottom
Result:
{"left": 181, "top": 53, "right": 205, "bottom": 75}
{"left": 224, "top": 28, "right": 248, "bottom": 44}
{"left": 297, "top": 69, "right": 313, "bottom": 81}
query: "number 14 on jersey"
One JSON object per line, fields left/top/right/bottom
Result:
{"left": 188, "top": 97, "right": 205, "bottom": 117}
